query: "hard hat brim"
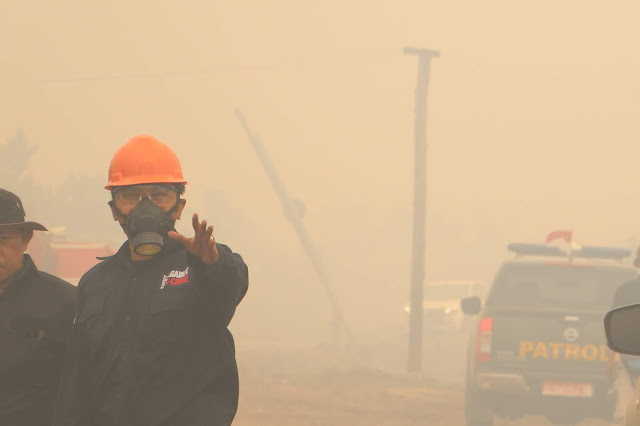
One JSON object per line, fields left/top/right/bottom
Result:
{"left": 105, "top": 176, "right": 188, "bottom": 190}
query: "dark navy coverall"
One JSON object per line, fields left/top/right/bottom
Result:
{"left": 53, "top": 238, "right": 248, "bottom": 426}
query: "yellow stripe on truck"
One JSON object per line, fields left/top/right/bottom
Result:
{"left": 519, "top": 340, "right": 619, "bottom": 361}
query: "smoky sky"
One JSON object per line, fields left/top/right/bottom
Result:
{"left": 2, "top": 1, "right": 639, "bottom": 340}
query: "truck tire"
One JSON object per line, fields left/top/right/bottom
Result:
{"left": 464, "top": 387, "right": 494, "bottom": 426}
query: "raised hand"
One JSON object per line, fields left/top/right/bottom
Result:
{"left": 168, "top": 213, "right": 219, "bottom": 264}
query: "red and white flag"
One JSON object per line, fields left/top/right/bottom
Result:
{"left": 545, "top": 230, "right": 572, "bottom": 245}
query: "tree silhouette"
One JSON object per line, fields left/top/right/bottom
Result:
{"left": 1, "top": 130, "right": 116, "bottom": 244}
{"left": 0, "top": 129, "right": 37, "bottom": 180}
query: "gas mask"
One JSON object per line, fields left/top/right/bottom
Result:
{"left": 120, "top": 197, "right": 176, "bottom": 256}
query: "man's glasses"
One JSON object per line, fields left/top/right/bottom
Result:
{"left": 113, "top": 185, "right": 178, "bottom": 206}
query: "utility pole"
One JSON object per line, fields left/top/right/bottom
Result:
{"left": 235, "top": 110, "right": 356, "bottom": 352}
{"left": 405, "top": 47, "right": 440, "bottom": 374}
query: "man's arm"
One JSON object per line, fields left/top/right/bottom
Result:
{"left": 188, "top": 243, "right": 249, "bottom": 327}
{"left": 51, "top": 282, "right": 94, "bottom": 426}
{"left": 169, "top": 213, "right": 249, "bottom": 326}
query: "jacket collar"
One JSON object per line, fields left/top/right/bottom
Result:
{"left": 0, "top": 254, "right": 38, "bottom": 297}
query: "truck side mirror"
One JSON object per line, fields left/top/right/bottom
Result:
{"left": 605, "top": 303, "right": 640, "bottom": 355}
{"left": 461, "top": 296, "right": 482, "bottom": 316}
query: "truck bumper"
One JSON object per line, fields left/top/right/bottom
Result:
{"left": 476, "top": 372, "right": 530, "bottom": 393}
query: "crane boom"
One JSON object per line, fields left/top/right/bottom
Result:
{"left": 235, "top": 109, "right": 355, "bottom": 348}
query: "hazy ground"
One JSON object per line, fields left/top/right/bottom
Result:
{"left": 233, "top": 334, "right": 611, "bottom": 426}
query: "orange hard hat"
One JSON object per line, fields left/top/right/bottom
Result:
{"left": 105, "top": 135, "right": 187, "bottom": 190}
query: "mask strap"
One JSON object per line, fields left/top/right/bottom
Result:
{"left": 162, "top": 198, "right": 181, "bottom": 232}
{"left": 108, "top": 200, "right": 128, "bottom": 221}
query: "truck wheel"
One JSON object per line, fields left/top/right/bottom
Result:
{"left": 464, "top": 387, "right": 494, "bottom": 426}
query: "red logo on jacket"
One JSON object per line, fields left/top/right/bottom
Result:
{"left": 160, "top": 267, "right": 190, "bottom": 289}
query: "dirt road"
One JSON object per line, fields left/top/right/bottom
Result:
{"left": 235, "top": 369, "right": 610, "bottom": 425}
{"left": 233, "top": 341, "right": 611, "bottom": 426}
{"left": 236, "top": 367, "right": 464, "bottom": 425}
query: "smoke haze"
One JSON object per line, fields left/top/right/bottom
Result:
{"left": 2, "top": 2, "right": 640, "bottom": 424}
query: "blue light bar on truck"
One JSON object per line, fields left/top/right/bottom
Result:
{"left": 508, "top": 244, "right": 567, "bottom": 257}
{"left": 507, "top": 243, "right": 631, "bottom": 260}
{"left": 572, "top": 246, "right": 631, "bottom": 260}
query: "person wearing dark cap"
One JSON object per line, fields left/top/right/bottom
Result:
{"left": 0, "top": 188, "right": 76, "bottom": 426}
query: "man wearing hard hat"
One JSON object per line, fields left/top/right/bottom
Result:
{"left": 53, "top": 136, "right": 249, "bottom": 426}
{"left": 0, "top": 189, "right": 76, "bottom": 426}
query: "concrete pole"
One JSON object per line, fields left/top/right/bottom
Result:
{"left": 404, "top": 47, "right": 440, "bottom": 374}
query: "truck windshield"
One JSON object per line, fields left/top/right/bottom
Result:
{"left": 486, "top": 264, "right": 637, "bottom": 310}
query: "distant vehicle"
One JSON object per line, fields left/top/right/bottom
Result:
{"left": 404, "top": 280, "right": 484, "bottom": 334}
{"left": 605, "top": 303, "right": 640, "bottom": 425}
{"left": 462, "top": 239, "right": 637, "bottom": 425}
{"left": 26, "top": 227, "right": 114, "bottom": 285}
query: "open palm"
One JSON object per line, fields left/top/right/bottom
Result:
{"left": 168, "top": 213, "right": 219, "bottom": 264}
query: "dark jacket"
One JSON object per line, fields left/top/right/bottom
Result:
{"left": 0, "top": 254, "right": 76, "bottom": 426}
{"left": 53, "top": 238, "right": 249, "bottom": 426}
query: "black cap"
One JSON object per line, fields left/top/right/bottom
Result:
{"left": 0, "top": 189, "right": 47, "bottom": 231}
